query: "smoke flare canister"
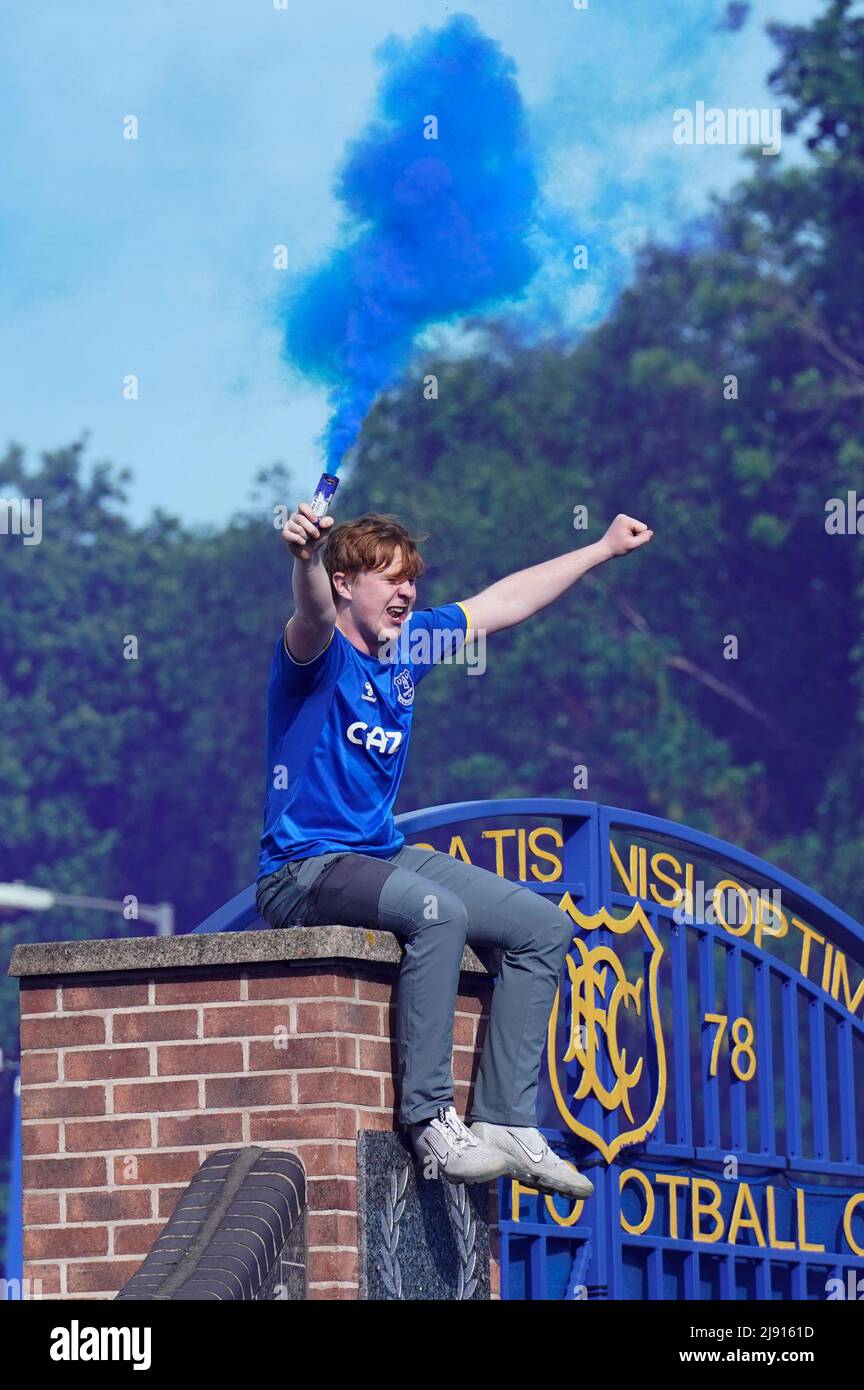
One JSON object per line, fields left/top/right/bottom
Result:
{"left": 309, "top": 473, "right": 339, "bottom": 525}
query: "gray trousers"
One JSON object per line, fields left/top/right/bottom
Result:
{"left": 256, "top": 844, "right": 575, "bottom": 1128}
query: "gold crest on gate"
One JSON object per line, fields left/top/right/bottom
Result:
{"left": 547, "top": 900, "right": 666, "bottom": 1163}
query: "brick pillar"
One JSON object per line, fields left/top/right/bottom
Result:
{"left": 8, "top": 927, "right": 500, "bottom": 1301}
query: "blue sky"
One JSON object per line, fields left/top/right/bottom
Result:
{"left": 1, "top": 0, "right": 831, "bottom": 525}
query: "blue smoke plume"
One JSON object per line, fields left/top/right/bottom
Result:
{"left": 282, "top": 14, "right": 539, "bottom": 471}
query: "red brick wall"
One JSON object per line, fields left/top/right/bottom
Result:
{"left": 18, "top": 961, "right": 499, "bottom": 1300}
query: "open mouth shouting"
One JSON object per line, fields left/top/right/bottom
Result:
{"left": 385, "top": 604, "right": 409, "bottom": 625}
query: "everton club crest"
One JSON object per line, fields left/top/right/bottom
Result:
{"left": 394, "top": 668, "right": 415, "bottom": 708}
{"left": 546, "top": 902, "right": 666, "bottom": 1163}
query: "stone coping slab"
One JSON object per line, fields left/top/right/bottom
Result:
{"left": 8, "top": 925, "right": 498, "bottom": 979}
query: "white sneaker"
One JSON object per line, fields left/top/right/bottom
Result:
{"left": 409, "top": 1105, "right": 513, "bottom": 1184}
{"left": 470, "top": 1122, "right": 595, "bottom": 1200}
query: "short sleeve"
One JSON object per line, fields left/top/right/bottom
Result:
{"left": 403, "top": 602, "right": 470, "bottom": 683}
{"left": 274, "top": 623, "right": 344, "bottom": 690}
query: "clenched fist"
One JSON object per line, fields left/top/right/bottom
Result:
{"left": 282, "top": 502, "right": 334, "bottom": 562}
{"left": 600, "top": 513, "right": 653, "bottom": 559}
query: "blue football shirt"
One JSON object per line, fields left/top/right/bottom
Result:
{"left": 258, "top": 602, "right": 470, "bottom": 875}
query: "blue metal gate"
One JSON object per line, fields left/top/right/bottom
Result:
{"left": 393, "top": 799, "right": 864, "bottom": 1301}
{"left": 192, "top": 795, "right": 864, "bottom": 1300}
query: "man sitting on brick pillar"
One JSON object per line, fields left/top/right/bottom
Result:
{"left": 256, "top": 502, "right": 652, "bottom": 1197}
